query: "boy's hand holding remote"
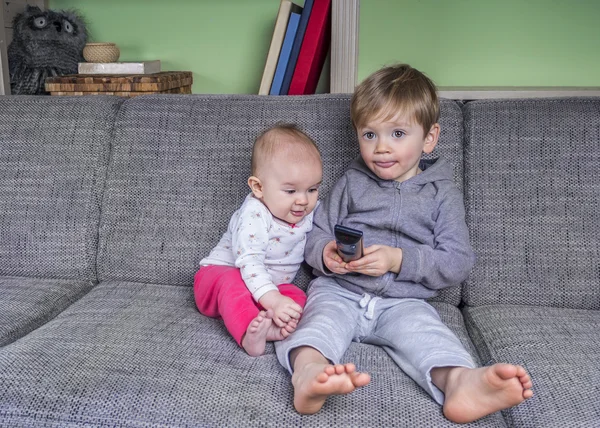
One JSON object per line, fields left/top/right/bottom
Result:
{"left": 324, "top": 241, "right": 403, "bottom": 276}
{"left": 345, "top": 244, "right": 403, "bottom": 276}
{"left": 323, "top": 240, "right": 350, "bottom": 274}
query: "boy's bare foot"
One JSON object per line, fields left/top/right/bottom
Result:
{"left": 241, "top": 310, "right": 273, "bottom": 356}
{"left": 292, "top": 362, "right": 371, "bottom": 414}
{"left": 441, "top": 363, "right": 533, "bottom": 424}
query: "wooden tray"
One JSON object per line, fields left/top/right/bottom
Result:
{"left": 45, "top": 71, "right": 193, "bottom": 93}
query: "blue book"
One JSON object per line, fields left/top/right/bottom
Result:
{"left": 279, "top": 0, "right": 314, "bottom": 95}
{"left": 270, "top": 11, "right": 301, "bottom": 95}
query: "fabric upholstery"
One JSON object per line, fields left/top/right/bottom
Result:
{"left": 97, "top": 95, "right": 465, "bottom": 305}
{"left": 464, "top": 305, "right": 600, "bottom": 427}
{"left": 0, "top": 96, "right": 123, "bottom": 281}
{"left": 0, "top": 276, "right": 93, "bottom": 347}
{"left": 0, "top": 281, "right": 504, "bottom": 427}
{"left": 463, "top": 99, "right": 600, "bottom": 309}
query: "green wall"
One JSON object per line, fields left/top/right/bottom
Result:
{"left": 359, "top": 0, "right": 600, "bottom": 87}
{"left": 49, "top": 0, "right": 600, "bottom": 93}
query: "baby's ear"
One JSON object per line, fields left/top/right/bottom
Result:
{"left": 248, "top": 176, "right": 263, "bottom": 198}
{"left": 423, "top": 123, "right": 440, "bottom": 154}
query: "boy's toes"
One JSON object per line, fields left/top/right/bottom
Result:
{"left": 495, "top": 363, "right": 518, "bottom": 380}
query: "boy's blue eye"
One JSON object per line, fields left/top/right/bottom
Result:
{"left": 393, "top": 130, "right": 405, "bottom": 138}
{"left": 363, "top": 132, "right": 375, "bottom": 140}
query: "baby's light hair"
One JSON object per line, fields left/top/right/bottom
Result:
{"left": 351, "top": 64, "right": 439, "bottom": 134}
{"left": 251, "top": 123, "right": 322, "bottom": 176}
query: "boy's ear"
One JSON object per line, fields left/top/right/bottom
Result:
{"left": 423, "top": 123, "right": 440, "bottom": 154}
{"left": 248, "top": 176, "right": 263, "bottom": 198}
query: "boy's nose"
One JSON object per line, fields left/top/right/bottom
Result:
{"left": 374, "top": 140, "right": 391, "bottom": 153}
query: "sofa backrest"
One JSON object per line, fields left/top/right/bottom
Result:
{"left": 0, "top": 96, "right": 123, "bottom": 281}
{"left": 463, "top": 98, "right": 600, "bottom": 310}
{"left": 96, "top": 94, "right": 466, "bottom": 305}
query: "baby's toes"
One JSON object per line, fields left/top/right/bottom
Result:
{"left": 285, "top": 321, "right": 298, "bottom": 333}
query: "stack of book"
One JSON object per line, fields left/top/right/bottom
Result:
{"left": 259, "top": 0, "right": 332, "bottom": 95}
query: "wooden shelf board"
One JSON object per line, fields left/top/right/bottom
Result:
{"left": 438, "top": 87, "right": 600, "bottom": 100}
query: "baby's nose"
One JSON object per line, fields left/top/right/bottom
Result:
{"left": 295, "top": 193, "right": 308, "bottom": 205}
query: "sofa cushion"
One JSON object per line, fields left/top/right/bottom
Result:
{"left": 97, "top": 94, "right": 466, "bottom": 305}
{"left": 0, "top": 96, "right": 124, "bottom": 281}
{"left": 463, "top": 98, "right": 600, "bottom": 309}
{"left": 0, "top": 281, "right": 504, "bottom": 427}
{"left": 463, "top": 305, "right": 600, "bottom": 427}
{"left": 0, "top": 276, "right": 93, "bottom": 347}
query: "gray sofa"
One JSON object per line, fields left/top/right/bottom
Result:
{"left": 0, "top": 94, "right": 597, "bottom": 427}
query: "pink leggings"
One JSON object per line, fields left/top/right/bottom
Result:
{"left": 193, "top": 265, "right": 307, "bottom": 346}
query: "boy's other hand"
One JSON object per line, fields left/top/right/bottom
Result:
{"left": 259, "top": 291, "right": 303, "bottom": 328}
{"left": 323, "top": 240, "right": 350, "bottom": 275}
{"left": 346, "top": 245, "right": 403, "bottom": 276}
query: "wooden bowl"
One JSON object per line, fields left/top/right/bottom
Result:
{"left": 83, "top": 43, "right": 120, "bottom": 63}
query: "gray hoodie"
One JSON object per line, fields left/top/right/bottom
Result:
{"left": 305, "top": 157, "right": 475, "bottom": 299}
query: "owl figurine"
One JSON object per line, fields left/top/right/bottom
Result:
{"left": 8, "top": 6, "right": 87, "bottom": 95}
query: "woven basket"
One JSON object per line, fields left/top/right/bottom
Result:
{"left": 83, "top": 43, "right": 120, "bottom": 63}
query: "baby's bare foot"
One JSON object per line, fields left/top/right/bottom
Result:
{"left": 266, "top": 318, "right": 298, "bottom": 341}
{"left": 241, "top": 310, "right": 273, "bottom": 356}
{"left": 443, "top": 364, "right": 533, "bottom": 424}
{"left": 292, "top": 362, "right": 371, "bottom": 414}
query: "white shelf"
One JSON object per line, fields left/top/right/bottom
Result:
{"left": 438, "top": 87, "right": 600, "bottom": 100}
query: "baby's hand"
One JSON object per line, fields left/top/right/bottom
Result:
{"left": 258, "top": 291, "right": 302, "bottom": 328}
{"left": 346, "top": 245, "right": 403, "bottom": 276}
{"left": 323, "top": 240, "right": 350, "bottom": 274}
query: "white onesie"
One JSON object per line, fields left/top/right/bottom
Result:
{"left": 200, "top": 194, "right": 316, "bottom": 301}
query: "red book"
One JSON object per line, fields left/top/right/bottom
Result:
{"left": 287, "top": 0, "right": 332, "bottom": 95}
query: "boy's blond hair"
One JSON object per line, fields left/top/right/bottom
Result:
{"left": 251, "top": 123, "right": 321, "bottom": 176}
{"left": 351, "top": 64, "right": 439, "bottom": 134}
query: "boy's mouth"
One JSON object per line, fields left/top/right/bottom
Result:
{"left": 291, "top": 210, "right": 305, "bottom": 217}
{"left": 374, "top": 161, "right": 396, "bottom": 168}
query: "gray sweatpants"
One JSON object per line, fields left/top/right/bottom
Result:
{"left": 275, "top": 277, "right": 476, "bottom": 404}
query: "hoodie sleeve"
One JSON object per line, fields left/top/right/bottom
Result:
{"left": 395, "top": 186, "right": 476, "bottom": 290}
{"left": 304, "top": 174, "right": 350, "bottom": 275}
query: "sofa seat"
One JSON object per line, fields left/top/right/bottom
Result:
{"left": 0, "top": 276, "right": 93, "bottom": 347}
{"left": 463, "top": 304, "right": 600, "bottom": 427}
{"left": 0, "top": 280, "right": 503, "bottom": 427}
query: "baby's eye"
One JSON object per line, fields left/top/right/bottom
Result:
{"left": 284, "top": 190, "right": 295, "bottom": 194}
{"left": 393, "top": 130, "right": 405, "bottom": 138}
{"left": 363, "top": 131, "right": 376, "bottom": 140}
{"left": 308, "top": 188, "right": 319, "bottom": 193}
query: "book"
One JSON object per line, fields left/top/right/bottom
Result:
{"left": 259, "top": 0, "right": 300, "bottom": 95}
{"left": 280, "top": 0, "right": 314, "bottom": 95}
{"left": 270, "top": 10, "right": 301, "bottom": 95}
{"left": 330, "top": 0, "right": 359, "bottom": 93}
{"left": 288, "top": 0, "right": 332, "bottom": 95}
{"left": 78, "top": 60, "right": 161, "bottom": 75}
